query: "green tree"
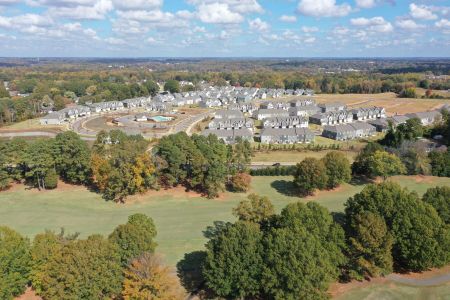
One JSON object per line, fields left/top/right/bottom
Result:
{"left": 352, "top": 142, "right": 385, "bottom": 175}
{"left": 367, "top": 151, "right": 406, "bottom": 180}
{"left": 347, "top": 212, "right": 393, "bottom": 280}
{"left": 399, "top": 87, "right": 417, "bottom": 98}
{"left": 322, "top": 151, "right": 352, "bottom": 189}
{"left": 203, "top": 221, "right": 263, "bottom": 299}
{"left": 345, "top": 182, "right": 450, "bottom": 271}
{"left": 232, "top": 193, "right": 275, "bottom": 224}
{"left": 263, "top": 202, "right": 346, "bottom": 300}
{"left": 422, "top": 186, "right": 450, "bottom": 224}
{"left": 54, "top": 131, "right": 91, "bottom": 184}
{"left": 44, "top": 168, "right": 58, "bottom": 189}
{"left": 293, "top": 157, "right": 328, "bottom": 195}
{"left": 164, "top": 80, "right": 180, "bottom": 93}
{"left": 429, "top": 150, "right": 450, "bottom": 177}
{"left": 0, "top": 226, "right": 31, "bottom": 300}
{"left": 109, "top": 213, "right": 157, "bottom": 266}
{"left": 0, "top": 81, "right": 9, "bottom": 98}
{"left": 22, "top": 139, "right": 55, "bottom": 190}
{"left": 177, "top": 251, "right": 208, "bottom": 295}
{"left": 143, "top": 80, "right": 159, "bottom": 96}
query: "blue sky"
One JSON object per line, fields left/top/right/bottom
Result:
{"left": 0, "top": 0, "right": 449, "bottom": 57}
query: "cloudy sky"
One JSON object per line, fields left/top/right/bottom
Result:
{"left": 0, "top": 0, "right": 449, "bottom": 57}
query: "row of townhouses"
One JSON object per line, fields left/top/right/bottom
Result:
{"left": 40, "top": 86, "right": 314, "bottom": 125}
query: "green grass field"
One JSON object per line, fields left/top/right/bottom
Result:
{"left": 0, "top": 175, "right": 449, "bottom": 268}
{"left": 253, "top": 150, "right": 358, "bottom": 163}
{"left": 335, "top": 282, "right": 450, "bottom": 300}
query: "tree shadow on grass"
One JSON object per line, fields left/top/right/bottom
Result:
{"left": 350, "top": 175, "right": 373, "bottom": 186}
{"left": 270, "top": 180, "right": 301, "bottom": 197}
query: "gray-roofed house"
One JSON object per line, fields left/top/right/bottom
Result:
{"left": 253, "top": 109, "right": 290, "bottom": 120}
{"left": 228, "top": 103, "right": 257, "bottom": 114}
{"left": 288, "top": 105, "right": 320, "bottom": 117}
{"left": 309, "top": 110, "right": 353, "bottom": 126}
{"left": 322, "top": 122, "right": 376, "bottom": 140}
{"left": 388, "top": 115, "right": 410, "bottom": 126}
{"left": 406, "top": 111, "right": 442, "bottom": 126}
{"left": 318, "top": 102, "right": 347, "bottom": 113}
{"left": 263, "top": 116, "right": 308, "bottom": 128}
{"left": 367, "top": 119, "right": 389, "bottom": 132}
{"left": 351, "top": 106, "right": 386, "bottom": 121}
{"left": 260, "top": 127, "right": 314, "bottom": 144}
{"left": 202, "top": 128, "right": 253, "bottom": 144}
{"left": 208, "top": 118, "right": 254, "bottom": 130}
{"left": 214, "top": 109, "right": 244, "bottom": 119}
{"left": 259, "top": 101, "right": 289, "bottom": 110}
{"left": 289, "top": 99, "right": 316, "bottom": 107}
{"left": 40, "top": 111, "right": 65, "bottom": 125}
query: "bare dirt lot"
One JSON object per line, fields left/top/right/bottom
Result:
{"left": 312, "top": 93, "right": 450, "bottom": 116}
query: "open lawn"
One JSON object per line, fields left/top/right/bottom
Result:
{"left": 1, "top": 175, "right": 449, "bottom": 268}
{"left": 252, "top": 150, "right": 358, "bottom": 164}
{"left": 0, "top": 118, "right": 65, "bottom": 131}
{"left": 335, "top": 282, "right": 450, "bottom": 300}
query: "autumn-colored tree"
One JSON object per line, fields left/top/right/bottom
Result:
{"left": 233, "top": 193, "right": 275, "bottom": 224}
{"left": 122, "top": 253, "right": 185, "bottom": 300}
{"left": 90, "top": 153, "right": 111, "bottom": 191}
{"left": 229, "top": 172, "right": 252, "bottom": 192}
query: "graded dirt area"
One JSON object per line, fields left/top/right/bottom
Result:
{"left": 312, "top": 93, "right": 450, "bottom": 116}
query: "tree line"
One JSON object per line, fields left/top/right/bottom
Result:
{"left": 177, "top": 183, "right": 450, "bottom": 299}
{"left": 0, "top": 213, "right": 186, "bottom": 300}
{"left": 0, "top": 131, "right": 253, "bottom": 201}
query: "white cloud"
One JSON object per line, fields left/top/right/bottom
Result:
{"left": 396, "top": 19, "right": 425, "bottom": 30}
{"left": 332, "top": 26, "right": 349, "bottom": 36}
{"left": 46, "top": 0, "right": 113, "bottom": 20}
{"left": 112, "top": 0, "right": 162, "bottom": 10}
{"left": 197, "top": 3, "right": 243, "bottom": 24}
{"left": 350, "top": 16, "right": 393, "bottom": 32}
{"left": 248, "top": 17, "right": 269, "bottom": 32}
{"left": 435, "top": 19, "right": 450, "bottom": 29}
{"left": 116, "top": 10, "right": 174, "bottom": 23}
{"left": 279, "top": 15, "right": 297, "bottom": 22}
{"left": 297, "top": 0, "right": 352, "bottom": 17}
{"left": 105, "top": 37, "right": 126, "bottom": 45}
{"left": 0, "top": 0, "right": 21, "bottom": 5}
{"left": 301, "top": 26, "right": 319, "bottom": 33}
{"left": 188, "top": 0, "right": 263, "bottom": 14}
{"left": 355, "top": 0, "right": 376, "bottom": 9}
{"left": 304, "top": 36, "right": 316, "bottom": 43}
{"left": 409, "top": 3, "right": 437, "bottom": 20}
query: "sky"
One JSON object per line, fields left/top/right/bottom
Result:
{"left": 0, "top": 0, "right": 449, "bottom": 57}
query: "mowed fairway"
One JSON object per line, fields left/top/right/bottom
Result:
{"left": 0, "top": 176, "right": 449, "bottom": 267}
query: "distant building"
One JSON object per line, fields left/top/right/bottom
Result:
{"left": 262, "top": 116, "right": 308, "bottom": 128}
{"left": 406, "top": 111, "right": 441, "bottom": 126}
{"left": 260, "top": 127, "right": 314, "bottom": 144}
{"left": 253, "top": 109, "right": 290, "bottom": 120}
{"left": 309, "top": 111, "right": 353, "bottom": 126}
{"left": 318, "top": 102, "right": 347, "bottom": 113}
{"left": 208, "top": 118, "right": 254, "bottom": 130}
{"left": 351, "top": 107, "right": 386, "bottom": 121}
{"left": 322, "top": 122, "right": 376, "bottom": 140}
{"left": 202, "top": 128, "right": 253, "bottom": 144}
{"left": 214, "top": 109, "right": 244, "bottom": 119}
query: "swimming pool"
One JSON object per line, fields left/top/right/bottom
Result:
{"left": 149, "top": 115, "right": 173, "bottom": 122}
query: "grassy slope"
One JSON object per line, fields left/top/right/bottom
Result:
{"left": 1, "top": 176, "right": 449, "bottom": 267}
